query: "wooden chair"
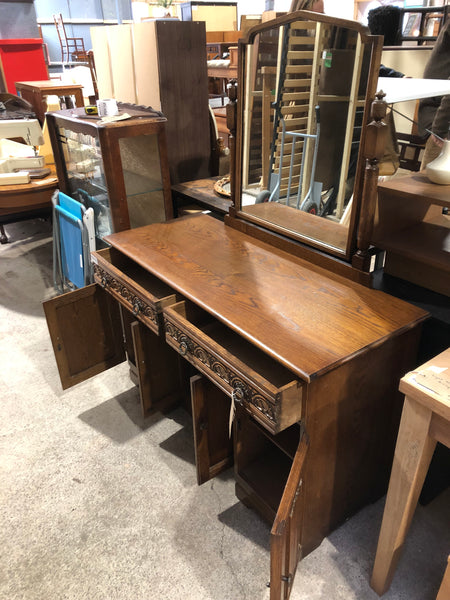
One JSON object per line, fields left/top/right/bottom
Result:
{"left": 86, "top": 50, "right": 98, "bottom": 103}
{"left": 53, "top": 14, "right": 87, "bottom": 63}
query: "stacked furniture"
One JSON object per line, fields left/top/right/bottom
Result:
{"left": 91, "top": 21, "right": 211, "bottom": 185}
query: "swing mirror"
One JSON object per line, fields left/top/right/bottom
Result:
{"left": 233, "top": 12, "right": 381, "bottom": 258}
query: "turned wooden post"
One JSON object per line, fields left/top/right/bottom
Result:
{"left": 226, "top": 79, "right": 238, "bottom": 208}
{"left": 352, "top": 90, "right": 388, "bottom": 272}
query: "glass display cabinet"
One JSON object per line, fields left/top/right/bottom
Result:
{"left": 47, "top": 103, "right": 173, "bottom": 248}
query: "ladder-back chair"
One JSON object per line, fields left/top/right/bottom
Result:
{"left": 53, "top": 14, "right": 87, "bottom": 63}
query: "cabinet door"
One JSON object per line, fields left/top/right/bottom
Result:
{"left": 131, "top": 320, "right": 184, "bottom": 417}
{"left": 190, "top": 374, "right": 234, "bottom": 485}
{"left": 270, "top": 432, "right": 308, "bottom": 600}
{"left": 43, "top": 284, "right": 125, "bottom": 389}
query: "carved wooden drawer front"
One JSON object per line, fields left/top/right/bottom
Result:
{"left": 91, "top": 248, "right": 178, "bottom": 335}
{"left": 164, "top": 301, "right": 303, "bottom": 434}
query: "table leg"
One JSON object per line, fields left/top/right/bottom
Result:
{"left": 73, "top": 89, "right": 85, "bottom": 109}
{"left": 370, "top": 396, "right": 437, "bottom": 595}
{"left": 437, "top": 556, "right": 450, "bottom": 600}
{"left": 0, "top": 224, "right": 7, "bottom": 244}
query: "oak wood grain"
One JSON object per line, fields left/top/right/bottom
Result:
{"left": 104, "top": 214, "right": 427, "bottom": 381}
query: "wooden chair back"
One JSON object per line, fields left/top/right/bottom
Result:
{"left": 53, "top": 13, "right": 87, "bottom": 63}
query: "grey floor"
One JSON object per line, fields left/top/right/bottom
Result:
{"left": 0, "top": 218, "right": 448, "bottom": 600}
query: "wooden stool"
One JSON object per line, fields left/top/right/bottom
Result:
{"left": 371, "top": 348, "right": 450, "bottom": 595}
{"left": 15, "top": 80, "right": 85, "bottom": 125}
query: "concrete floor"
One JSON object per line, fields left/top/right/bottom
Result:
{"left": 0, "top": 218, "right": 448, "bottom": 600}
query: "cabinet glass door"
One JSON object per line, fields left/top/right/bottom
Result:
{"left": 56, "top": 125, "right": 113, "bottom": 243}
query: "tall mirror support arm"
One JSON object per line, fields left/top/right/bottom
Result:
{"left": 226, "top": 79, "right": 238, "bottom": 208}
{"left": 353, "top": 90, "right": 388, "bottom": 272}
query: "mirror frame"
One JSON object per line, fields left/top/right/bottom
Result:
{"left": 227, "top": 11, "right": 383, "bottom": 264}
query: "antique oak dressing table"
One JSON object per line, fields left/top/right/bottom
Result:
{"left": 44, "top": 12, "right": 430, "bottom": 600}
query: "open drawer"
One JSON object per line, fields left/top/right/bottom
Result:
{"left": 91, "top": 247, "right": 179, "bottom": 336}
{"left": 163, "top": 300, "right": 303, "bottom": 434}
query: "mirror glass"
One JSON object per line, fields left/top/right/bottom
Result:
{"left": 236, "top": 15, "right": 374, "bottom": 255}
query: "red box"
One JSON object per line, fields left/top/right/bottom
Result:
{"left": 0, "top": 38, "right": 48, "bottom": 94}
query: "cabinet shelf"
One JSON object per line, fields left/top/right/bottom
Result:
{"left": 237, "top": 448, "right": 292, "bottom": 518}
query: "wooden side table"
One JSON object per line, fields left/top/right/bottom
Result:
{"left": 0, "top": 167, "right": 58, "bottom": 243}
{"left": 371, "top": 347, "right": 450, "bottom": 595}
{"left": 372, "top": 173, "right": 450, "bottom": 297}
{"left": 15, "top": 80, "right": 85, "bottom": 125}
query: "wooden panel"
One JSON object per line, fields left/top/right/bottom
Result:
{"left": 90, "top": 26, "right": 114, "bottom": 99}
{"left": 131, "top": 320, "right": 183, "bottom": 416}
{"left": 43, "top": 284, "right": 125, "bottom": 390}
{"left": 105, "top": 215, "right": 428, "bottom": 382}
{"left": 133, "top": 22, "right": 160, "bottom": 110}
{"left": 299, "top": 326, "right": 421, "bottom": 558}
{"left": 107, "top": 24, "right": 136, "bottom": 103}
{"left": 190, "top": 374, "right": 234, "bottom": 484}
{"left": 154, "top": 20, "right": 211, "bottom": 184}
{"left": 270, "top": 432, "right": 308, "bottom": 600}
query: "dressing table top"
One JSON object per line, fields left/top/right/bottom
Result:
{"left": 105, "top": 214, "right": 428, "bottom": 382}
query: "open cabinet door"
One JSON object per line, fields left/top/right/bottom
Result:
{"left": 190, "top": 374, "right": 234, "bottom": 485}
{"left": 43, "top": 284, "right": 126, "bottom": 390}
{"left": 270, "top": 431, "right": 308, "bottom": 600}
{"left": 131, "top": 320, "right": 184, "bottom": 417}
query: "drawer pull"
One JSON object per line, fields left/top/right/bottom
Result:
{"left": 179, "top": 341, "right": 188, "bottom": 356}
{"left": 101, "top": 276, "right": 108, "bottom": 289}
{"left": 232, "top": 386, "right": 244, "bottom": 403}
{"left": 132, "top": 299, "right": 141, "bottom": 316}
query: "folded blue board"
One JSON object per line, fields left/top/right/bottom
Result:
{"left": 56, "top": 192, "right": 85, "bottom": 289}
{"left": 58, "top": 191, "right": 84, "bottom": 219}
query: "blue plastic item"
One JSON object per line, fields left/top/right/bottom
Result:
{"left": 55, "top": 204, "right": 85, "bottom": 289}
{"left": 58, "top": 191, "right": 84, "bottom": 220}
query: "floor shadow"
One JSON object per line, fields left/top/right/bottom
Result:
{"left": 218, "top": 500, "right": 271, "bottom": 552}
{"left": 0, "top": 216, "right": 52, "bottom": 244}
{"left": 78, "top": 387, "right": 167, "bottom": 444}
{"left": 159, "top": 425, "right": 196, "bottom": 465}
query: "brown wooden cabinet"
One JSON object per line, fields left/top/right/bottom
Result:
{"left": 43, "top": 12, "right": 434, "bottom": 600}
{"left": 46, "top": 103, "right": 173, "bottom": 245}
{"left": 373, "top": 172, "right": 450, "bottom": 297}
{"left": 91, "top": 21, "right": 212, "bottom": 185}
{"left": 44, "top": 214, "right": 427, "bottom": 599}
